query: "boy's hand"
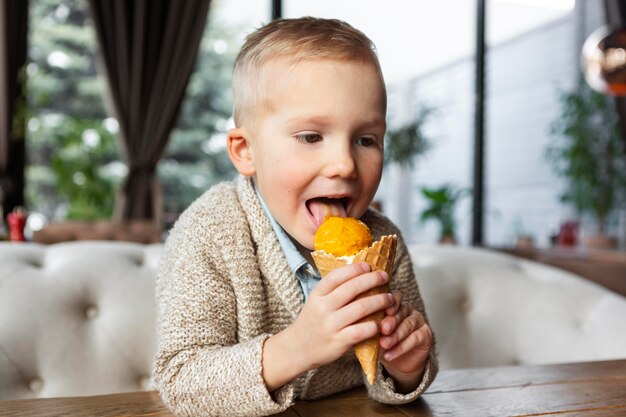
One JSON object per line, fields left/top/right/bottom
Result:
{"left": 262, "top": 262, "right": 395, "bottom": 391}
{"left": 293, "top": 262, "right": 395, "bottom": 369}
{"left": 379, "top": 290, "right": 433, "bottom": 393}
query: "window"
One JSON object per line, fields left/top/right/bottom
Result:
{"left": 26, "top": 0, "right": 269, "bottom": 231}
{"left": 26, "top": 0, "right": 121, "bottom": 223}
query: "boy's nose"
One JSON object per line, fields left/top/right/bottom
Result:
{"left": 322, "top": 144, "right": 357, "bottom": 179}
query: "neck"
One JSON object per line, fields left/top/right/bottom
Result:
{"left": 294, "top": 239, "right": 315, "bottom": 266}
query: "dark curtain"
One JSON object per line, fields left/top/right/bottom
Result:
{"left": 88, "top": 0, "right": 211, "bottom": 224}
{"left": 0, "top": 0, "right": 28, "bottom": 220}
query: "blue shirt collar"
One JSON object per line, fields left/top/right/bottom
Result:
{"left": 254, "top": 185, "right": 310, "bottom": 275}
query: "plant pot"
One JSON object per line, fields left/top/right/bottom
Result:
{"left": 583, "top": 234, "right": 618, "bottom": 250}
{"left": 516, "top": 234, "right": 534, "bottom": 248}
{"left": 439, "top": 234, "right": 457, "bottom": 245}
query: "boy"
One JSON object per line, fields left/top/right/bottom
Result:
{"left": 154, "top": 17, "right": 437, "bottom": 417}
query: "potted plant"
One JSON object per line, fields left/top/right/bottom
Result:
{"left": 385, "top": 106, "right": 433, "bottom": 168}
{"left": 548, "top": 79, "right": 626, "bottom": 249}
{"left": 419, "top": 184, "right": 467, "bottom": 244}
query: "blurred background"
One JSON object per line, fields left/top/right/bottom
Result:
{"left": 2, "top": 0, "right": 625, "bottom": 253}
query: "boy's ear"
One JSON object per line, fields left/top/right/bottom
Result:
{"left": 227, "top": 127, "right": 256, "bottom": 176}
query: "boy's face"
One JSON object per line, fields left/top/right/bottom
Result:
{"left": 231, "top": 58, "right": 386, "bottom": 250}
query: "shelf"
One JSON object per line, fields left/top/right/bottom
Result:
{"left": 492, "top": 246, "right": 626, "bottom": 297}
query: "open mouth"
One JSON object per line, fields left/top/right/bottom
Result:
{"left": 306, "top": 196, "right": 352, "bottom": 227}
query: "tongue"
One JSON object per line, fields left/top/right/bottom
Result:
{"left": 308, "top": 199, "right": 347, "bottom": 227}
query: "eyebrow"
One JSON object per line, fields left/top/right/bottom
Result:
{"left": 285, "top": 115, "right": 386, "bottom": 130}
{"left": 285, "top": 115, "right": 332, "bottom": 127}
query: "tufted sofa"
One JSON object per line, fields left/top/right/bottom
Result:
{"left": 0, "top": 241, "right": 625, "bottom": 400}
{"left": 0, "top": 241, "right": 162, "bottom": 400}
{"left": 411, "top": 245, "right": 626, "bottom": 370}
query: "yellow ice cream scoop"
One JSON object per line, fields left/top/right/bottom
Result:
{"left": 313, "top": 216, "right": 372, "bottom": 257}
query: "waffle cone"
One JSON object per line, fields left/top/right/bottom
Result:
{"left": 311, "top": 234, "right": 397, "bottom": 384}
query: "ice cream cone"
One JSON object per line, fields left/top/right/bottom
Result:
{"left": 312, "top": 234, "right": 398, "bottom": 384}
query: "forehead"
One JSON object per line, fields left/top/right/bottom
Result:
{"left": 264, "top": 56, "right": 383, "bottom": 85}
{"left": 261, "top": 57, "right": 386, "bottom": 109}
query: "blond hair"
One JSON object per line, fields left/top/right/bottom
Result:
{"left": 232, "top": 17, "right": 386, "bottom": 127}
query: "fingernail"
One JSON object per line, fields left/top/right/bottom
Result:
{"left": 381, "top": 271, "right": 389, "bottom": 281}
{"left": 384, "top": 352, "right": 394, "bottom": 361}
{"left": 387, "top": 293, "right": 394, "bottom": 302}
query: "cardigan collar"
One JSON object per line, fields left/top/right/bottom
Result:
{"left": 236, "top": 175, "right": 305, "bottom": 318}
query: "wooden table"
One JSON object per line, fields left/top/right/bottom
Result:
{"left": 2, "top": 359, "right": 625, "bottom": 417}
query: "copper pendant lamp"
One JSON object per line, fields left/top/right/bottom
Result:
{"left": 582, "top": 26, "right": 626, "bottom": 95}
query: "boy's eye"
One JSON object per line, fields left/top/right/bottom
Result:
{"left": 295, "top": 133, "right": 322, "bottom": 143}
{"left": 356, "top": 136, "right": 378, "bottom": 147}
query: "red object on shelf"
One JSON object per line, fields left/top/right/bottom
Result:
{"left": 7, "top": 208, "right": 28, "bottom": 242}
{"left": 557, "top": 221, "right": 578, "bottom": 247}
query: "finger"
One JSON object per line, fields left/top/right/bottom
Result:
{"left": 329, "top": 269, "right": 389, "bottom": 309}
{"left": 394, "top": 308, "right": 426, "bottom": 331}
{"left": 380, "top": 309, "right": 425, "bottom": 349}
{"left": 312, "top": 262, "right": 370, "bottom": 296}
{"left": 384, "top": 290, "right": 403, "bottom": 316}
{"left": 413, "top": 310, "right": 427, "bottom": 329}
{"left": 335, "top": 292, "right": 395, "bottom": 329}
{"left": 380, "top": 303, "right": 410, "bottom": 336}
{"left": 339, "top": 320, "right": 379, "bottom": 346}
{"left": 383, "top": 324, "right": 432, "bottom": 362}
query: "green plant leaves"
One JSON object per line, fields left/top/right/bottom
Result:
{"left": 548, "top": 78, "right": 626, "bottom": 233}
{"left": 385, "top": 106, "right": 434, "bottom": 168}
{"left": 419, "top": 184, "right": 467, "bottom": 238}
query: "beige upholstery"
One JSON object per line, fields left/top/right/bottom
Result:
{"left": 0, "top": 242, "right": 624, "bottom": 400}
{"left": 413, "top": 245, "right": 626, "bottom": 370}
{"left": 0, "top": 242, "right": 161, "bottom": 400}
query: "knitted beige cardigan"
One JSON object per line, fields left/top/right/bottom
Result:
{"left": 154, "top": 176, "right": 438, "bottom": 417}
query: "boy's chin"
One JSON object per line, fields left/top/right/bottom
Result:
{"left": 290, "top": 235, "right": 315, "bottom": 252}
{"left": 298, "top": 239, "right": 315, "bottom": 252}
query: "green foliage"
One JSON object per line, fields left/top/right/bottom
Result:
{"left": 385, "top": 106, "right": 433, "bottom": 168}
{"left": 27, "top": 0, "right": 119, "bottom": 220}
{"left": 548, "top": 79, "right": 626, "bottom": 234}
{"left": 419, "top": 184, "right": 467, "bottom": 239}
{"left": 28, "top": 0, "right": 104, "bottom": 118}
{"left": 50, "top": 118, "right": 119, "bottom": 220}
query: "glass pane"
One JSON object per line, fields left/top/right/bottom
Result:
{"left": 485, "top": 0, "right": 603, "bottom": 248}
{"left": 26, "top": 0, "right": 121, "bottom": 224}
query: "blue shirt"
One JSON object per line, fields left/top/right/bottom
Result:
{"left": 254, "top": 187, "right": 321, "bottom": 301}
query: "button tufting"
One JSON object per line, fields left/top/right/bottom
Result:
{"left": 28, "top": 260, "right": 43, "bottom": 268}
{"left": 460, "top": 296, "right": 471, "bottom": 313}
{"left": 575, "top": 318, "right": 590, "bottom": 331}
{"left": 85, "top": 305, "right": 99, "bottom": 319}
{"left": 138, "top": 375, "right": 151, "bottom": 389}
{"left": 29, "top": 378, "right": 43, "bottom": 393}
